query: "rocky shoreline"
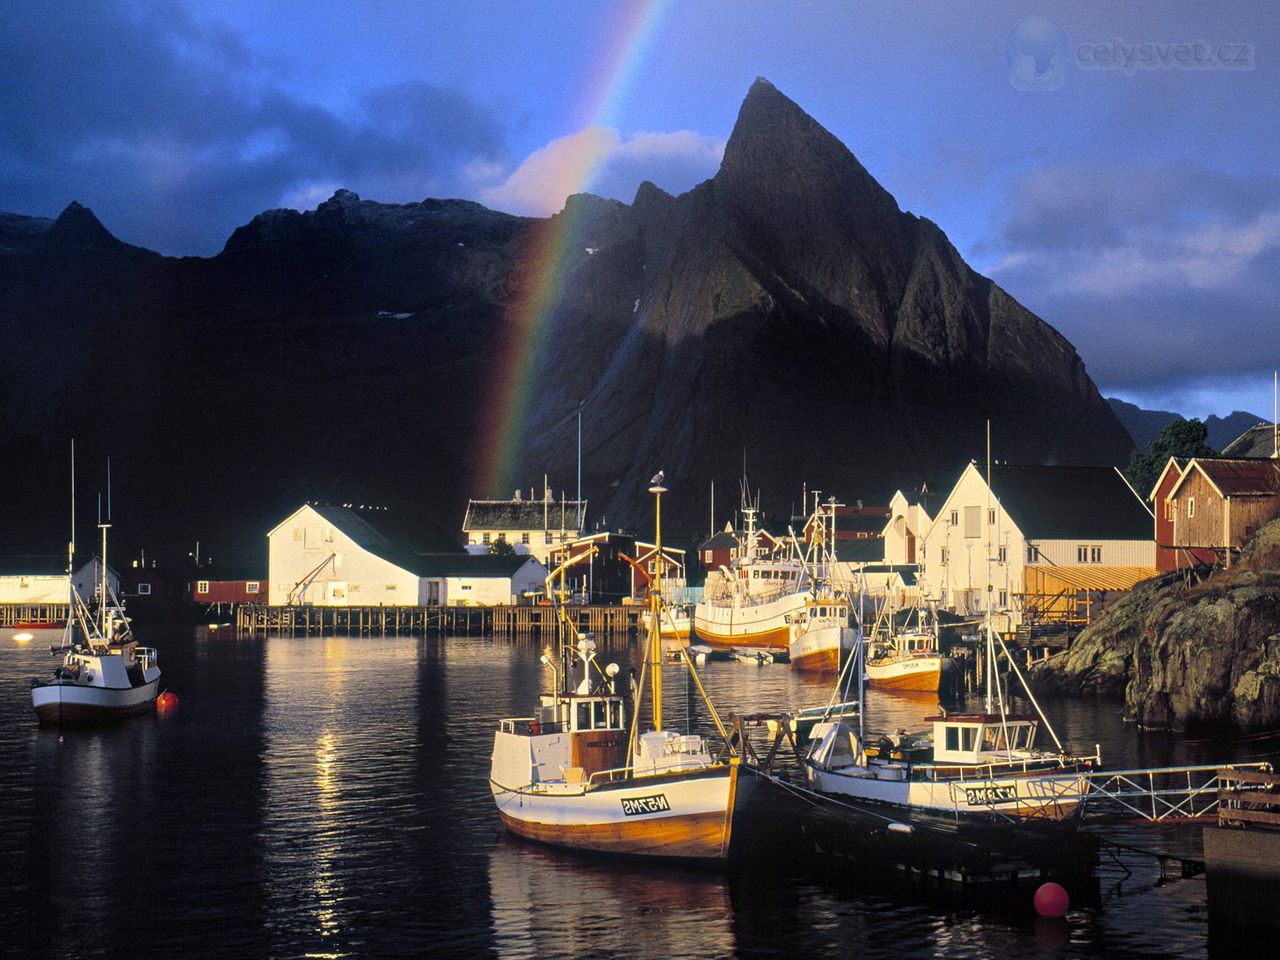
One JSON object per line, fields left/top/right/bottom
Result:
{"left": 1031, "top": 519, "right": 1280, "bottom": 732}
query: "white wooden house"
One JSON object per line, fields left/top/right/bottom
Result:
{"left": 462, "top": 491, "right": 586, "bottom": 564}
{"left": 0, "top": 556, "right": 119, "bottom": 604}
{"left": 882, "top": 488, "right": 936, "bottom": 566}
{"left": 269, "top": 504, "right": 546, "bottom": 606}
{"left": 917, "top": 464, "right": 1155, "bottom": 629}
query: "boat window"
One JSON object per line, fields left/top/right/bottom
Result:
{"left": 945, "top": 726, "right": 959, "bottom": 751}
{"left": 592, "top": 701, "right": 607, "bottom": 728}
{"left": 576, "top": 703, "right": 591, "bottom": 730}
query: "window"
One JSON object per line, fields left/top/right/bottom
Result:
{"left": 949, "top": 509, "right": 959, "bottom": 526}
{"left": 1165, "top": 499, "right": 1176, "bottom": 521}
{"left": 545, "top": 532, "right": 553, "bottom": 544}
{"left": 497, "top": 532, "right": 507, "bottom": 542}
{"left": 964, "top": 505, "right": 981, "bottom": 538}
{"left": 1188, "top": 498, "right": 1196, "bottom": 518}
{"left": 940, "top": 547, "right": 949, "bottom": 565}
{"left": 196, "top": 581, "right": 209, "bottom": 594}
{"left": 988, "top": 509, "right": 997, "bottom": 525}
{"left": 304, "top": 527, "right": 319, "bottom": 549}
{"left": 521, "top": 532, "right": 530, "bottom": 545}
{"left": 1077, "top": 545, "right": 1088, "bottom": 563}
{"left": 704, "top": 550, "right": 712, "bottom": 563}
{"left": 1091, "top": 546, "right": 1103, "bottom": 564}
{"left": 998, "top": 590, "right": 1007, "bottom": 606}
{"left": 138, "top": 583, "right": 152, "bottom": 596}
{"left": 483, "top": 532, "right": 491, "bottom": 544}
{"left": 246, "top": 581, "right": 260, "bottom": 593}
{"left": 461, "top": 584, "right": 472, "bottom": 590}
{"left": 1026, "top": 544, "right": 1038, "bottom": 563}
{"left": 323, "top": 527, "right": 334, "bottom": 543}
{"left": 1078, "top": 545, "right": 1102, "bottom": 563}
{"left": 997, "top": 546, "right": 1007, "bottom": 564}
{"left": 385, "top": 584, "right": 397, "bottom": 591}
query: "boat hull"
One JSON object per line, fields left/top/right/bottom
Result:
{"left": 806, "top": 763, "right": 1088, "bottom": 821}
{"left": 693, "top": 591, "right": 807, "bottom": 651}
{"left": 31, "top": 677, "right": 160, "bottom": 723}
{"left": 865, "top": 656, "right": 946, "bottom": 691}
{"left": 492, "top": 763, "right": 745, "bottom": 860}
{"left": 790, "top": 626, "right": 854, "bottom": 673}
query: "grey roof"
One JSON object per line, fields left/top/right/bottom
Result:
{"left": 859, "top": 564, "right": 918, "bottom": 586}
{"left": 699, "top": 531, "right": 740, "bottom": 551}
{"left": 989, "top": 465, "right": 1151, "bottom": 541}
{"left": 463, "top": 498, "right": 586, "bottom": 531}
{"left": 409, "top": 553, "right": 543, "bottom": 578}
{"left": 303, "top": 503, "right": 464, "bottom": 574}
{"left": 1221, "top": 423, "right": 1279, "bottom": 459}
{"left": 0, "top": 555, "right": 67, "bottom": 577}
{"left": 834, "top": 539, "right": 884, "bottom": 563}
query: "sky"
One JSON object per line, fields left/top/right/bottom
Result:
{"left": 1, "top": 0, "right": 1276, "bottom": 423}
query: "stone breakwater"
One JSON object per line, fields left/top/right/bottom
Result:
{"left": 1031, "top": 519, "right": 1280, "bottom": 732}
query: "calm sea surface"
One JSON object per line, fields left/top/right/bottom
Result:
{"left": 2, "top": 626, "right": 1275, "bottom": 959}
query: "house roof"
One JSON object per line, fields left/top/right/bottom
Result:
{"left": 272, "top": 503, "right": 465, "bottom": 577}
{"left": 859, "top": 563, "right": 918, "bottom": 586}
{"left": 1147, "top": 457, "right": 1190, "bottom": 502}
{"left": 463, "top": 498, "right": 586, "bottom": 531}
{"left": 1221, "top": 423, "right": 1279, "bottom": 459}
{"left": 986, "top": 464, "right": 1152, "bottom": 541}
{"left": 1172, "top": 458, "right": 1280, "bottom": 500}
{"left": 700, "top": 531, "right": 740, "bottom": 551}
{"left": 833, "top": 538, "right": 885, "bottom": 563}
{"left": 0, "top": 555, "right": 67, "bottom": 577}
{"left": 410, "top": 553, "right": 543, "bottom": 578}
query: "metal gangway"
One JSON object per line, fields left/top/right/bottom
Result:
{"left": 1077, "top": 762, "right": 1274, "bottom": 823}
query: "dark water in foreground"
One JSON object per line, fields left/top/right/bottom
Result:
{"left": 1, "top": 627, "right": 1276, "bottom": 959}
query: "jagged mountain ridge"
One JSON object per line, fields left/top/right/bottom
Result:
{"left": 0, "top": 78, "right": 1131, "bottom": 561}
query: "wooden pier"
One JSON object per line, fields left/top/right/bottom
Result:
{"left": 234, "top": 603, "right": 643, "bottom": 637}
{"left": 0, "top": 603, "right": 70, "bottom": 627}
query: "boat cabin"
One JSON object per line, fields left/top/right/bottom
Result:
{"left": 927, "top": 713, "right": 1040, "bottom": 764}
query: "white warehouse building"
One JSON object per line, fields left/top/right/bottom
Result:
{"left": 269, "top": 504, "right": 548, "bottom": 607}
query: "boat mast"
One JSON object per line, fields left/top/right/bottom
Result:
{"left": 648, "top": 473, "right": 667, "bottom": 732}
{"left": 984, "top": 419, "right": 995, "bottom": 713}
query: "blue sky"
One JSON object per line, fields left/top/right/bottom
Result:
{"left": 2, "top": 0, "right": 1276, "bottom": 424}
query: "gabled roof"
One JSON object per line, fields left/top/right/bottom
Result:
{"left": 859, "top": 563, "right": 918, "bottom": 586}
{"left": 1221, "top": 423, "right": 1279, "bottom": 459}
{"left": 986, "top": 464, "right": 1152, "bottom": 541}
{"left": 1169, "top": 458, "right": 1280, "bottom": 500}
{"left": 699, "top": 530, "right": 740, "bottom": 551}
{"left": 271, "top": 503, "right": 465, "bottom": 576}
{"left": 1147, "top": 456, "right": 1190, "bottom": 502}
{"left": 463, "top": 498, "right": 586, "bottom": 531}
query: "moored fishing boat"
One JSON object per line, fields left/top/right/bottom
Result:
{"left": 693, "top": 492, "right": 808, "bottom": 656}
{"left": 805, "top": 624, "right": 1098, "bottom": 821}
{"left": 788, "top": 498, "right": 857, "bottom": 672}
{"left": 864, "top": 629, "right": 956, "bottom": 691}
{"left": 30, "top": 479, "right": 161, "bottom": 723}
{"left": 490, "top": 475, "right": 750, "bottom": 860}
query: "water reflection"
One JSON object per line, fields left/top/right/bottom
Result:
{"left": 488, "top": 836, "right": 735, "bottom": 960}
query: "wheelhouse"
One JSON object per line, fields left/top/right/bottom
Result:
{"left": 927, "top": 713, "right": 1040, "bottom": 764}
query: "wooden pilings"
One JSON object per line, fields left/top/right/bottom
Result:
{"left": 0, "top": 603, "right": 70, "bottom": 627}
{"left": 234, "top": 603, "right": 643, "bottom": 638}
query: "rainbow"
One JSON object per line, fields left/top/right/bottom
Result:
{"left": 473, "top": 0, "right": 671, "bottom": 497}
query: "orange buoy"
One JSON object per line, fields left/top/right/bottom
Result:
{"left": 1034, "top": 881, "right": 1069, "bottom": 918}
{"left": 156, "top": 692, "right": 179, "bottom": 712}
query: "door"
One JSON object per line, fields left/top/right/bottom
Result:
{"left": 327, "top": 581, "right": 348, "bottom": 604}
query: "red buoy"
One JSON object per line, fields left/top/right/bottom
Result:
{"left": 1034, "top": 881, "right": 1070, "bottom": 918}
{"left": 156, "top": 692, "right": 179, "bottom": 712}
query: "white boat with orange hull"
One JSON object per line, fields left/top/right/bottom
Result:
{"left": 865, "top": 626, "right": 958, "bottom": 693}
{"left": 491, "top": 476, "right": 749, "bottom": 861}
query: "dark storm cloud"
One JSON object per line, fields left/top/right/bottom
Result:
{"left": 0, "top": 0, "right": 509, "bottom": 255}
{"left": 989, "top": 161, "right": 1280, "bottom": 393}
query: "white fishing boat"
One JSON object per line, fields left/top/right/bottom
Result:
{"left": 788, "top": 498, "right": 857, "bottom": 673}
{"left": 640, "top": 601, "right": 693, "bottom": 644}
{"left": 864, "top": 610, "right": 958, "bottom": 692}
{"left": 693, "top": 491, "right": 808, "bottom": 656}
{"left": 490, "top": 475, "right": 750, "bottom": 860}
{"left": 804, "top": 624, "right": 1098, "bottom": 822}
{"left": 30, "top": 472, "right": 161, "bottom": 723}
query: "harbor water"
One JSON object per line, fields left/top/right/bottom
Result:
{"left": 1, "top": 627, "right": 1273, "bottom": 959}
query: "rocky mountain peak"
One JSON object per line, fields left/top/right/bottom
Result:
{"left": 45, "top": 201, "right": 120, "bottom": 248}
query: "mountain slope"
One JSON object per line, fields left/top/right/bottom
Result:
{"left": 0, "top": 79, "right": 1133, "bottom": 560}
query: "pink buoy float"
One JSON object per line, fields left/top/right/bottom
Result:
{"left": 1034, "top": 881, "right": 1070, "bottom": 918}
